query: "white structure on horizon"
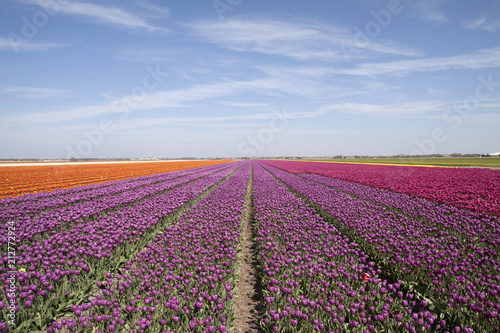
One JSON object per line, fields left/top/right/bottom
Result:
{"left": 490, "top": 152, "right": 500, "bottom": 156}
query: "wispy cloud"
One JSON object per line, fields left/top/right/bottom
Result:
{"left": 477, "top": 99, "right": 500, "bottom": 108}
{"left": 217, "top": 101, "right": 271, "bottom": 107}
{"left": 320, "top": 98, "right": 500, "bottom": 118}
{"left": 5, "top": 72, "right": 360, "bottom": 124}
{"left": 115, "top": 48, "right": 179, "bottom": 64}
{"left": 320, "top": 101, "right": 448, "bottom": 117}
{"left": 0, "top": 37, "right": 68, "bottom": 52}
{"left": 117, "top": 110, "right": 326, "bottom": 130}
{"left": 188, "top": 18, "right": 422, "bottom": 61}
{"left": 17, "top": 0, "right": 168, "bottom": 33}
{"left": 0, "top": 86, "right": 69, "bottom": 98}
{"left": 465, "top": 15, "right": 500, "bottom": 32}
{"left": 409, "top": 0, "right": 449, "bottom": 24}
{"left": 328, "top": 47, "right": 500, "bottom": 76}
{"left": 5, "top": 79, "right": 267, "bottom": 124}
{"left": 135, "top": 0, "right": 171, "bottom": 18}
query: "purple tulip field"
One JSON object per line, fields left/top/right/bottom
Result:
{"left": 1, "top": 160, "right": 499, "bottom": 332}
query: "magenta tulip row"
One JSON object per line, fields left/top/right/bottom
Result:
{"left": 298, "top": 172, "right": 500, "bottom": 248}
{"left": 263, "top": 160, "right": 500, "bottom": 216}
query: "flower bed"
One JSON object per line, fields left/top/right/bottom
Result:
{"left": 261, "top": 162, "right": 499, "bottom": 331}
{"left": 253, "top": 162, "right": 442, "bottom": 332}
{"left": 0, "top": 162, "right": 243, "bottom": 332}
{"left": 0, "top": 160, "right": 233, "bottom": 199}
{"left": 0, "top": 163, "right": 226, "bottom": 220}
{"left": 52, "top": 162, "right": 251, "bottom": 332}
{"left": 262, "top": 160, "right": 500, "bottom": 216}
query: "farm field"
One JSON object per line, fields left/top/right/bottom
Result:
{"left": 266, "top": 160, "right": 500, "bottom": 216}
{"left": 0, "top": 160, "right": 232, "bottom": 200}
{"left": 1, "top": 160, "right": 499, "bottom": 332}
{"left": 305, "top": 158, "right": 500, "bottom": 168}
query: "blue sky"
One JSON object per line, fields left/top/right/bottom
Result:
{"left": 1, "top": 0, "right": 499, "bottom": 158}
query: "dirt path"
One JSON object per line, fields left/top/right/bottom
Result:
{"left": 232, "top": 175, "right": 264, "bottom": 333}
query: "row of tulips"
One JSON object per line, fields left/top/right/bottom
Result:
{"left": 0, "top": 160, "right": 232, "bottom": 199}
{"left": 262, "top": 160, "right": 500, "bottom": 216}
{"left": 0, "top": 163, "right": 234, "bottom": 247}
{"left": 0, "top": 161, "right": 244, "bottom": 331}
{"left": 260, "top": 162, "right": 499, "bottom": 331}
{"left": 0, "top": 168, "right": 169, "bottom": 207}
{"left": 252, "top": 162, "right": 456, "bottom": 332}
{"left": 299, "top": 173, "right": 500, "bottom": 248}
{"left": 0, "top": 163, "right": 227, "bottom": 220}
{"left": 49, "top": 161, "right": 252, "bottom": 332}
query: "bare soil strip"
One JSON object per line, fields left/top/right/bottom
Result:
{"left": 232, "top": 174, "right": 265, "bottom": 333}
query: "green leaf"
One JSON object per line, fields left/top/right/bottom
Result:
{"left": 35, "top": 312, "right": 42, "bottom": 327}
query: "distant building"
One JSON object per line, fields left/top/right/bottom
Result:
{"left": 490, "top": 152, "right": 500, "bottom": 156}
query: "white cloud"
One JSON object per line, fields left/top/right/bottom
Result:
{"left": 115, "top": 48, "right": 173, "bottom": 63}
{"left": 5, "top": 71, "right": 361, "bottom": 124}
{"left": 217, "top": 101, "right": 271, "bottom": 107}
{"left": 478, "top": 99, "right": 500, "bottom": 108}
{"left": 328, "top": 47, "right": 500, "bottom": 76}
{"left": 116, "top": 110, "right": 326, "bottom": 130}
{"left": 0, "top": 37, "right": 68, "bottom": 52}
{"left": 409, "top": 0, "right": 449, "bottom": 24}
{"left": 17, "top": 0, "right": 168, "bottom": 33}
{"left": 465, "top": 16, "right": 500, "bottom": 32}
{"left": 320, "top": 98, "right": 500, "bottom": 118}
{"left": 4, "top": 79, "right": 267, "bottom": 123}
{"left": 188, "top": 18, "right": 422, "bottom": 61}
{"left": 320, "top": 101, "right": 448, "bottom": 117}
{"left": 135, "top": 0, "right": 171, "bottom": 18}
{"left": 0, "top": 86, "right": 69, "bottom": 98}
